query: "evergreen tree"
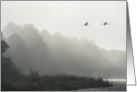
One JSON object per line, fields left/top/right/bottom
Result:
{"left": 1, "top": 34, "right": 23, "bottom": 90}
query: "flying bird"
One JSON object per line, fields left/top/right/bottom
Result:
{"left": 102, "top": 22, "right": 110, "bottom": 26}
{"left": 83, "top": 22, "right": 90, "bottom": 26}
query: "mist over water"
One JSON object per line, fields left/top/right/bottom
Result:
{"left": 3, "top": 22, "right": 126, "bottom": 79}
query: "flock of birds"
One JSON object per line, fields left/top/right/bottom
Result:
{"left": 83, "top": 22, "right": 110, "bottom": 26}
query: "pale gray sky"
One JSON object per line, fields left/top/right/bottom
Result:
{"left": 1, "top": 1, "right": 126, "bottom": 51}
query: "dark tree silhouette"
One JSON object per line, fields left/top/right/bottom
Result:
{"left": 1, "top": 34, "right": 24, "bottom": 91}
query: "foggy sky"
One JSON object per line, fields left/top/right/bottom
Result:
{"left": 1, "top": 1, "right": 126, "bottom": 51}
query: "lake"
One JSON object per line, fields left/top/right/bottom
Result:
{"left": 78, "top": 79, "right": 126, "bottom": 91}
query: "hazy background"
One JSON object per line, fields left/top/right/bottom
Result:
{"left": 1, "top": 1, "right": 126, "bottom": 51}
{"left": 1, "top": 1, "right": 126, "bottom": 79}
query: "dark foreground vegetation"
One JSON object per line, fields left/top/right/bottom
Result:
{"left": 2, "top": 72, "right": 111, "bottom": 91}
{"left": 1, "top": 34, "right": 112, "bottom": 91}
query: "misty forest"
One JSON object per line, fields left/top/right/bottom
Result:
{"left": 1, "top": 22, "right": 126, "bottom": 91}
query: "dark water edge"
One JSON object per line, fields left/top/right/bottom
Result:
{"left": 78, "top": 81, "right": 126, "bottom": 91}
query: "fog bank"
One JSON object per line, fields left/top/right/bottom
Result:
{"left": 3, "top": 22, "right": 126, "bottom": 79}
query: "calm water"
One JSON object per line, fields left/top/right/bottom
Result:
{"left": 103, "top": 79, "right": 126, "bottom": 82}
{"left": 78, "top": 79, "right": 126, "bottom": 91}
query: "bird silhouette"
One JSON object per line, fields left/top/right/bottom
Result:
{"left": 102, "top": 22, "right": 110, "bottom": 26}
{"left": 83, "top": 22, "right": 90, "bottom": 26}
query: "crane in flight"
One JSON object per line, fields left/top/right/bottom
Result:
{"left": 102, "top": 22, "right": 110, "bottom": 26}
{"left": 83, "top": 22, "right": 90, "bottom": 26}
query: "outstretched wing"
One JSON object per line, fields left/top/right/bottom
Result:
{"left": 84, "top": 22, "right": 90, "bottom": 26}
{"left": 102, "top": 22, "right": 110, "bottom": 26}
{"left": 84, "top": 22, "right": 88, "bottom": 26}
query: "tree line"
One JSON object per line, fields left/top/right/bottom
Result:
{"left": 1, "top": 37, "right": 112, "bottom": 91}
